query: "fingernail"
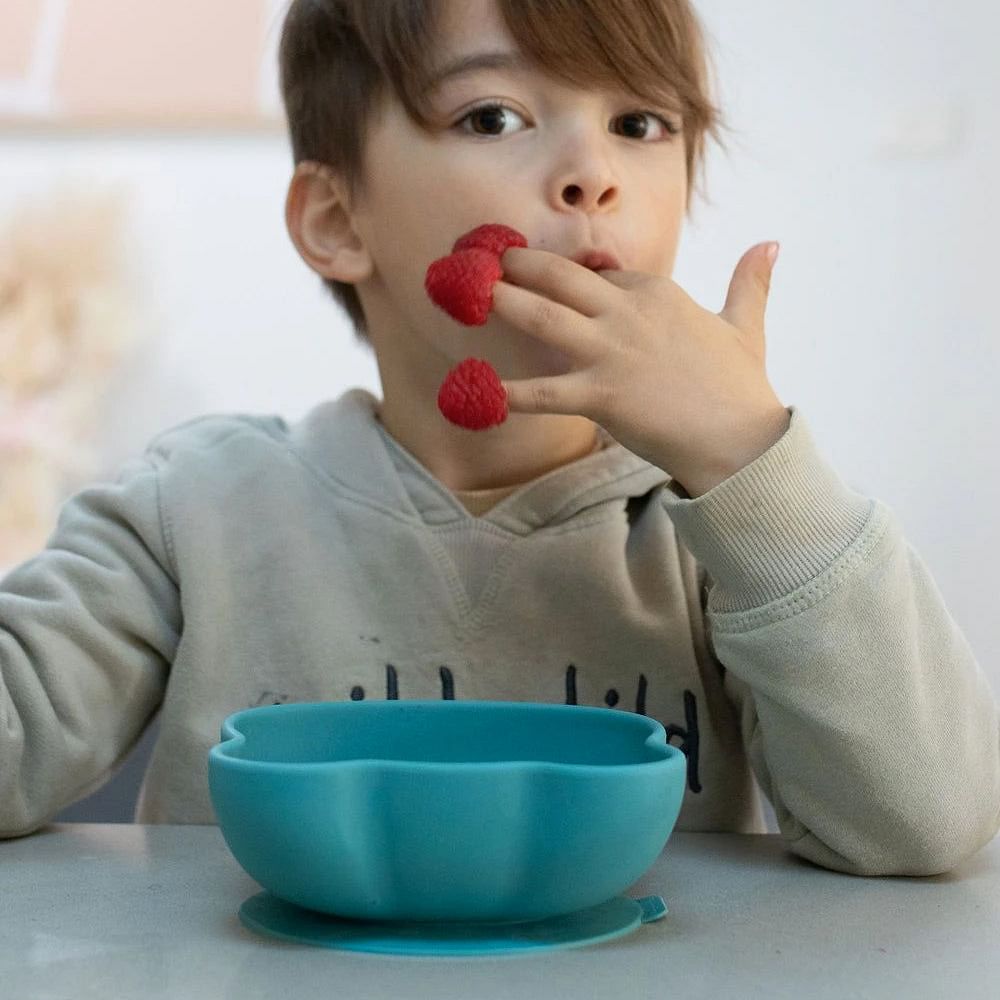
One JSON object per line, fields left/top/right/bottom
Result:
{"left": 766, "top": 241, "right": 780, "bottom": 267}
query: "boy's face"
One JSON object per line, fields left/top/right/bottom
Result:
{"left": 297, "top": 0, "right": 688, "bottom": 398}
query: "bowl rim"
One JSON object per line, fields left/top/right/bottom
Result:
{"left": 208, "top": 699, "right": 686, "bottom": 776}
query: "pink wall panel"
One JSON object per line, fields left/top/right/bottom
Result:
{"left": 54, "top": 0, "right": 271, "bottom": 123}
{"left": 0, "top": 0, "right": 44, "bottom": 79}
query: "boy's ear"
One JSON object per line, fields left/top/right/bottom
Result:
{"left": 285, "top": 161, "right": 372, "bottom": 284}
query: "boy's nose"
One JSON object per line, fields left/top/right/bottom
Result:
{"left": 560, "top": 180, "right": 619, "bottom": 212}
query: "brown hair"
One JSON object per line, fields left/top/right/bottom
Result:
{"left": 279, "top": 0, "right": 732, "bottom": 346}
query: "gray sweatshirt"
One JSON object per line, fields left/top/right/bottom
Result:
{"left": 1, "top": 387, "right": 997, "bottom": 875}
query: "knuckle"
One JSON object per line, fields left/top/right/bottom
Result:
{"left": 540, "top": 258, "right": 562, "bottom": 287}
{"left": 530, "top": 296, "right": 556, "bottom": 330}
{"left": 593, "top": 374, "right": 615, "bottom": 419}
{"left": 631, "top": 296, "right": 655, "bottom": 330}
{"left": 528, "top": 381, "right": 554, "bottom": 411}
{"left": 632, "top": 282, "right": 664, "bottom": 326}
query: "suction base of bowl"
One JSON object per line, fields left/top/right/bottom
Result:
{"left": 237, "top": 891, "right": 668, "bottom": 957}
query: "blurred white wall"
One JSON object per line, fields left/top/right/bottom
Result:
{"left": 0, "top": 1, "right": 997, "bottom": 823}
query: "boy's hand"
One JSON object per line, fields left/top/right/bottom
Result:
{"left": 493, "top": 242, "right": 790, "bottom": 497}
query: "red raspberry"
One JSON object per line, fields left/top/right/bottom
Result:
{"left": 425, "top": 223, "right": 528, "bottom": 326}
{"left": 437, "top": 358, "right": 508, "bottom": 430}
{"left": 452, "top": 223, "right": 528, "bottom": 258}
{"left": 424, "top": 248, "right": 502, "bottom": 326}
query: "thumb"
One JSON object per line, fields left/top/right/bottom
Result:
{"left": 719, "top": 241, "right": 778, "bottom": 336}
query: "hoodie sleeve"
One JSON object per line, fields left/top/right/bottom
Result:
{"left": 660, "top": 405, "right": 1000, "bottom": 875}
{"left": 0, "top": 448, "right": 180, "bottom": 838}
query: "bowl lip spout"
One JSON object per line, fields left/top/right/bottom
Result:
{"left": 208, "top": 698, "right": 686, "bottom": 777}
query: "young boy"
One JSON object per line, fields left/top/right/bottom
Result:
{"left": 1, "top": 0, "right": 997, "bottom": 877}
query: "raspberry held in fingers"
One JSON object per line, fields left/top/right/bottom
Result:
{"left": 452, "top": 223, "right": 528, "bottom": 257}
{"left": 424, "top": 223, "right": 528, "bottom": 326}
{"left": 437, "top": 358, "right": 509, "bottom": 429}
{"left": 425, "top": 248, "right": 503, "bottom": 326}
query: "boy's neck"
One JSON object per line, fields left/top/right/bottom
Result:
{"left": 374, "top": 397, "right": 602, "bottom": 494}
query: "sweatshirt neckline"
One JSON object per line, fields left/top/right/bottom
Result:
{"left": 291, "top": 387, "right": 672, "bottom": 534}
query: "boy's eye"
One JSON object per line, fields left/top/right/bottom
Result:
{"left": 456, "top": 102, "right": 524, "bottom": 138}
{"left": 454, "top": 101, "right": 680, "bottom": 141}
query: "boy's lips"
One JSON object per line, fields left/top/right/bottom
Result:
{"left": 571, "top": 250, "right": 622, "bottom": 271}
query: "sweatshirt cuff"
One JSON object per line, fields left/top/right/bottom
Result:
{"left": 659, "top": 405, "right": 875, "bottom": 613}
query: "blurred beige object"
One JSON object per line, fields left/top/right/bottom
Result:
{"left": 0, "top": 184, "right": 142, "bottom": 571}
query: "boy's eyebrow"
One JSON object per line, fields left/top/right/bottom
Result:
{"left": 425, "top": 50, "right": 533, "bottom": 94}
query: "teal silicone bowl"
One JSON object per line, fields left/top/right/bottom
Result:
{"left": 208, "top": 699, "right": 686, "bottom": 923}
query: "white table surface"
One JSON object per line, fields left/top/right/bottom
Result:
{"left": 1, "top": 823, "right": 997, "bottom": 999}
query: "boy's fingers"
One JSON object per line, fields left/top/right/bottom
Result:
{"left": 501, "top": 370, "right": 594, "bottom": 417}
{"left": 491, "top": 281, "right": 598, "bottom": 358}
{"left": 500, "top": 247, "right": 612, "bottom": 318}
{"left": 595, "top": 269, "right": 647, "bottom": 292}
